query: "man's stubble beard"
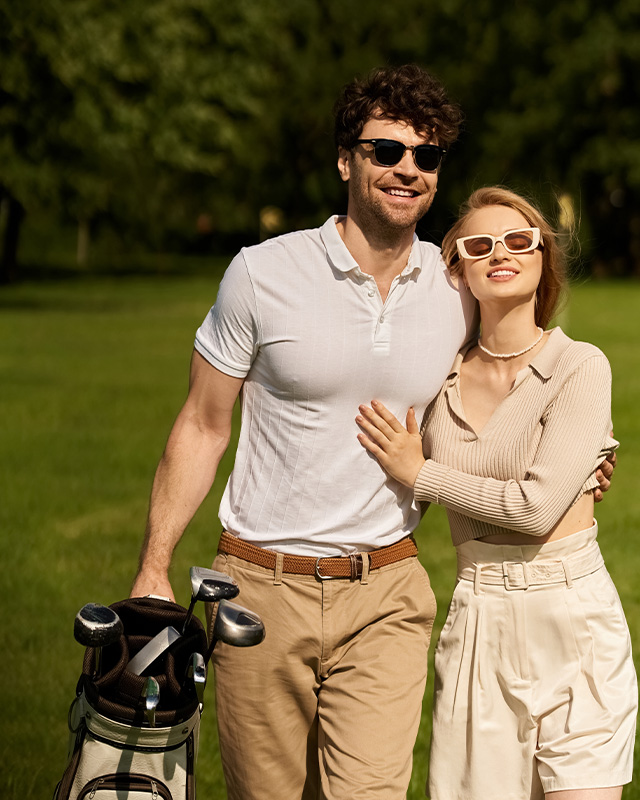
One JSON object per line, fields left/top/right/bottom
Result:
{"left": 349, "top": 178, "right": 437, "bottom": 243}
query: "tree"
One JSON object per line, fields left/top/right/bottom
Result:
{"left": 2, "top": 0, "right": 638, "bottom": 276}
{"left": 419, "top": 0, "right": 640, "bottom": 274}
{"left": 0, "top": 0, "right": 303, "bottom": 276}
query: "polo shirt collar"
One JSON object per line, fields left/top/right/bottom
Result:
{"left": 446, "top": 326, "right": 572, "bottom": 382}
{"left": 320, "top": 216, "right": 423, "bottom": 277}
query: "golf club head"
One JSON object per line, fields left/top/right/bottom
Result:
{"left": 213, "top": 600, "right": 265, "bottom": 648}
{"left": 186, "top": 651, "right": 206, "bottom": 680}
{"left": 185, "top": 652, "right": 206, "bottom": 706}
{"left": 127, "top": 625, "right": 181, "bottom": 676}
{"left": 142, "top": 676, "right": 160, "bottom": 727}
{"left": 189, "top": 567, "right": 240, "bottom": 603}
{"left": 74, "top": 603, "right": 124, "bottom": 648}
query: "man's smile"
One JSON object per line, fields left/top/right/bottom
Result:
{"left": 381, "top": 186, "right": 421, "bottom": 198}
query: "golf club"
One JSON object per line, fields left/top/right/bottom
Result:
{"left": 185, "top": 652, "right": 206, "bottom": 707}
{"left": 204, "top": 600, "right": 265, "bottom": 664}
{"left": 74, "top": 603, "right": 124, "bottom": 677}
{"left": 127, "top": 625, "right": 181, "bottom": 676}
{"left": 141, "top": 676, "right": 160, "bottom": 727}
{"left": 181, "top": 567, "right": 240, "bottom": 635}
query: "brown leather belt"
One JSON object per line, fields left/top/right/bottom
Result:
{"left": 218, "top": 531, "right": 418, "bottom": 580}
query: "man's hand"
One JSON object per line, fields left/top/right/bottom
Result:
{"left": 594, "top": 451, "right": 616, "bottom": 503}
{"left": 130, "top": 568, "right": 176, "bottom": 602}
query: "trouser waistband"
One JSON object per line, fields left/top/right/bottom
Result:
{"left": 457, "top": 540, "right": 604, "bottom": 590}
{"left": 218, "top": 531, "right": 418, "bottom": 580}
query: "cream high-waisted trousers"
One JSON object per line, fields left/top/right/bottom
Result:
{"left": 428, "top": 522, "right": 637, "bottom": 800}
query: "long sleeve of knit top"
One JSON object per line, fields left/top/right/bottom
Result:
{"left": 414, "top": 328, "right": 618, "bottom": 544}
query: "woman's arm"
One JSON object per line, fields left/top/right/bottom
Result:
{"left": 358, "top": 354, "right": 616, "bottom": 536}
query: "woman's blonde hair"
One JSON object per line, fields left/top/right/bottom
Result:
{"left": 441, "top": 187, "right": 568, "bottom": 329}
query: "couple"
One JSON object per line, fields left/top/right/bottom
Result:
{"left": 131, "top": 65, "right": 636, "bottom": 799}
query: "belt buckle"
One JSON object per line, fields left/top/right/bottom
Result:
{"left": 315, "top": 557, "right": 337, "bottom": 581}
{"left": 503, "top": 561, "right": 529, "bottom": 590}
{"left": 315, "top": 554, "right": 363, "bottom": 581}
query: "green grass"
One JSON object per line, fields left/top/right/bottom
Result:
{"left": 1, "top": 275, "right": 638, "bottom": 798}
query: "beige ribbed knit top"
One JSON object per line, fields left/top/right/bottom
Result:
{"left": 414, "top": 327, "right": 617, "bottom": 544}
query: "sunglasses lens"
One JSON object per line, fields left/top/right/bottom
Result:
{"left": 463, "top": 237, "right": 494, "bottom": 257}
{"left": 504, "top": 230, "right": 534, "bottom": 252}
{"left": 414, "top": 146, "right": 443, "bottom": 171}
{"left": 373, "top": 141, "right": 405, "bottom": 166}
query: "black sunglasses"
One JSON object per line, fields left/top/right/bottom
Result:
{"left": 355, "top": 138, "right": 446, "bottom": 172}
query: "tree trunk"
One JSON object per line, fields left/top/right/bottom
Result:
{"left": 0, "top": 191, "right": 25, "bottom": 284}
{"left": 77, "top": 218, "right": 90, "bottom": 268}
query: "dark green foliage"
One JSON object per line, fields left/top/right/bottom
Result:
{"left": 1, "top": 0, "right": 639, "bottom": 275}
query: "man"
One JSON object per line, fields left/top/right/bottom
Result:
{"left": 131, "top": 65, "right": 612, "bottom": 798}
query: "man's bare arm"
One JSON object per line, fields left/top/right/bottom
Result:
{"left": 130, "top": 350, "right": 244, "bottom": 600}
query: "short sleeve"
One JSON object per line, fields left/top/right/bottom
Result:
{"left": 194, "top": 251, "right": 259, "bottom": 378}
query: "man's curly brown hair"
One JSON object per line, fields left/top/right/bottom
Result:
{"left": 333, "top": 64, "right": 463, "bottom": 151}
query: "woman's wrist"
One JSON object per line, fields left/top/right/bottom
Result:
{"left": 407, "top": 458, "right": 427, "bottom": 489}
{"left": 413, "top": 459, "right": 452, "bottom": 503}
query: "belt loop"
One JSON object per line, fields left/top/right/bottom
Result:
{"left": 561, "top": 557, "right": 573, "bottom": 588}
{"left": 474, "top": 564, "right": 482, "bottom": 596}
{"left": 360, "top": 553, "right": 370, "bottom": 585}
{"left": 273, "top": 552, "right": 284, "bottom": 586}
{"left": 349, "top": 554, "right": 358, "bottom": 581}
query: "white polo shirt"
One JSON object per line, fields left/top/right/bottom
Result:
{"left": 195, "top": 216, "right": 475, "bottom": 556}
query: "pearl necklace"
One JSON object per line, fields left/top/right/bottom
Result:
{"left": 478, "top": 327, "right": 544, "bottom": 359}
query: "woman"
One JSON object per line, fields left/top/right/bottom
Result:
{"left": 356, "top": 187, "right": 637, "bottom": 800}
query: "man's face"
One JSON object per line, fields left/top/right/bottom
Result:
{"left": 338, "top": 115, "right": 439, "bottom": 236}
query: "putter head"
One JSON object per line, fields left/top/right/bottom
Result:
{"left": 142, "top": 676, "right": 160, "bottom": 727}
{"left": 189, "top": 567, "right": 240, "bottom": 603}
{"left": 74, "top": 603, "right": 124, "bottom": 648}
{"left": 213, "top": 600, "right": 265, "bottom": 648}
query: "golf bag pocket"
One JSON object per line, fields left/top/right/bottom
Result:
{"left": 76, "top": 774, "right": 172, "bottom": 799}
{"left": 54, "top": 692, "right": 200, "bottom": 800}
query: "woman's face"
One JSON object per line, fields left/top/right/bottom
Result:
{"left": 459, "top": 205, "right": 543, "bottom": 310}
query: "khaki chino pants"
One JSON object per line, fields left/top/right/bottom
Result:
{"left": 209, "top": 550, "right": 436, "bottom": 800}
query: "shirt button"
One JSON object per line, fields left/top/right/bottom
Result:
{"left": 380, "top": 315, "right": 385, "bottom": 323}
{"left": 368, "top": 290, "right": 375, "bottom": 297}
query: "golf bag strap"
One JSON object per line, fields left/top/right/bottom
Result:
{"left": 218, "top": 531, "right": 418, "bottom": 578}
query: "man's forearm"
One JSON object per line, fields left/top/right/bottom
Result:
{"left": 132, "top": 412, "right": 230, "bottom": 596}
{"left": 132, "top": 352, "right": 244, "bottom": 599}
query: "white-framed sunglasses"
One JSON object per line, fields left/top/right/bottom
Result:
{"left": 456, "top": 227, "right": 543, "bottom": 260}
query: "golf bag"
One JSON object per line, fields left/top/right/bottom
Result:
{"left": 53, "top": 596, "right": 208, "bottom": 800}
